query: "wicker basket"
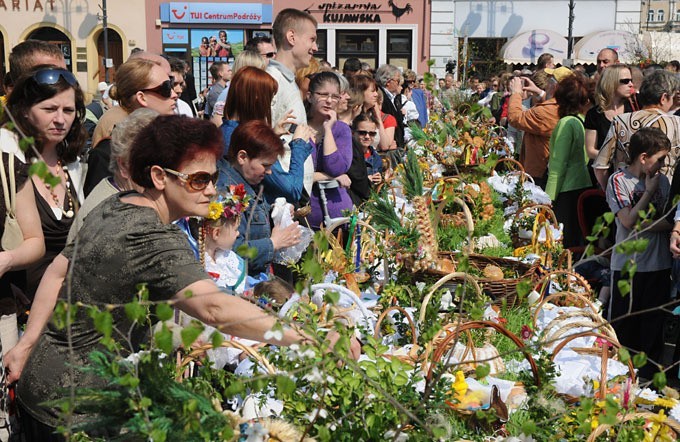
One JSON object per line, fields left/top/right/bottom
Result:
{"left": 534, "top": 270, "right": 594, "bottom": 300}
{"left": 424, "top": 320, "right": 540, "bottom": 416}
{"left": 418, "top": 272, "right": 485, "bottom": 323}
{"left": 550, "top": 331, "right": 635, "bottom": 403}
{"left": 490, "top": 157, "right": 534, "bottom": 185}
{"left": 424, "top": 252, "right": 541, "bottom": 305}
{"left": 373, "top": 305, "right": 420, "bottom": 365}
{"left": 177, "top": 341, "right": 276, "bottom": 380}
{"left": 510, "top": 204, "right": 560, "bottom": 250}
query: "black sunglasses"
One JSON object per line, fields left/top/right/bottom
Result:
{"left": 141, "top": 79, "right": 174, "bottom": 98}
{"left": 263, "top": 52, "right": 276, "bottom": 58}
{"left": 33, "top": 69, "right": 77, "bottom": 86}
{"left": 619, "top": 78, "right": 633, "bottom": 85}
{"left": 163, "top": 168, "right": 219, "bottom": 191}
{"left": 357, "top": 130, "right": 377, "bottom": 137}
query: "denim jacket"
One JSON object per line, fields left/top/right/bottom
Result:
{"left": 263, "top": 138, "right": 313, "bottom": 205}
{"left": 217, "top": 159, "right": 274, "bottom": 275}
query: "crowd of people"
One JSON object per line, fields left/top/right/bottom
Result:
{"left": 2, "top": 5, "right": 680, "bottom": 439}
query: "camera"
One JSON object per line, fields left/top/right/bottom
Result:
{"left": 445, "top": 59, "right": 457, "bottom": 74}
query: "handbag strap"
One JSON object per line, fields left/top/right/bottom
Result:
{"left": 0, "top": 155, "right": 14, "bottom": 216}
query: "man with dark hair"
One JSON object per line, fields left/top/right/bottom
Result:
{"left": 245, "top": 36, "right": 277, "bottom": 65}
{"left": 342, "top": 57, "right": 362, "bottom": 78}
{"left": 204, "top": 61, "right": 231, "bottom": 119}
{"left": 267, "top": 8, "right": 318, "bottom": 202}
{"left": 596, "top": 48, "right": 619, "bottom": 75}
{"left": 7, "top": 40, "right": 66, "bottom": 96}
{"left": 593, "top": 70, "right": 680, "bottom": 189}
{"left": 536, "top": 53, "right": 555, "bottom": 70}
{"left": 168, "top": 57, "right": 193, "bottom": 117}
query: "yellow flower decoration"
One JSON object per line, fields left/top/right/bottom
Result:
{"left": 207, "top": 202, "right": 223, "bottom": 220}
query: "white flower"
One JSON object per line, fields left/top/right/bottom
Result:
{"left": 670, "top": 402, "right": 680, "bottom": 421}
{"left": 638, "top": 388, "right": 660, "bottom": 402}
{"left": 304, "top": 367, "right": 324, "bottom": 383}
{"left": 244, "top": 422, "right": 269, "bottom": 442}
{"left": 304, "top": 408, "right": 328, "bottom": 422}
{"left": 415, "top": 282, "right": 426, "bottom": 294}
{"left": 303, "top": 366, "right": 335, "bottom": 384}
{"left": 264, "top": 326, "right": 284, "bottom": 342}
{"left": 383, "top": 430, "right": 408, "bottom": 441}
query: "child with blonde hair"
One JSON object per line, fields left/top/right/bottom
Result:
{"left": 198, "top": 184, "right": 251, "bottom": 294}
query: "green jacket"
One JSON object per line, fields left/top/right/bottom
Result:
{"left": 545, "top": 115, "right": 592, "bottom": 200}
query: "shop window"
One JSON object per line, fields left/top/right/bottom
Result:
{"left": 387, "top": 30, "right": 412, "bottom": 70}
{"left": 315, "top": 30, "right": 328, "bottom": 63}
{"left": 336, "top": 30, "right": 378, "bottom": 70}
{"left": 658, "top": 9, "right": 665, "bottom": 22}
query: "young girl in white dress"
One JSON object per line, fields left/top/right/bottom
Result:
{"left": 198, "top": 184, "right": 251, "bottom": 294}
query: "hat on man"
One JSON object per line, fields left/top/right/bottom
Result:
{"left": 97, "top": 82, "right": 108, "bottom": 93}
{"left": 544, "top": 66, "right": 574, "bottom": 83}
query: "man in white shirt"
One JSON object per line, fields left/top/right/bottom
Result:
{"left": 267, "top": 8, "right": 318, "bottom": 201}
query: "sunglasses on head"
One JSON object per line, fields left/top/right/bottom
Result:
{"left": 357, "top": 130, "right": 377, "bottom": 137}
{"left": 141, "top": 79, "right": 174, "bottom": 98}
{"left": 163, "top": 168, "right": 219, "bottom": 191}
{"left": 33, "top": 69, "right": 78, "bottom": 87}
{"left": 619, "top": 78, "right": 633, "bottom": 85}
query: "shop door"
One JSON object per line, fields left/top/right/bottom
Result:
{"left": 27, "top": 27, "right": 72, "bottom": 71}
{"left": 97, "top": 29, "right": 123, "bottom": 83}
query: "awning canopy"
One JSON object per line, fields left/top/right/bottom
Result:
{"left": 501, "top": 29, "right": 568, "bottom": 64}
{"left": 573, "top": 30, "right": 638, "bottom": 64}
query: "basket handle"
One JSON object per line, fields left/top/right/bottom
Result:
{"left": 513, "top": 204, "right": 559, "bottom": 228}
{"left": 531, "top": 291, "right": 599, "bottom": 328}
{"left": 310, "top": 283, "right": 375, "bottom": 334}
{"left": 550, "top": 331, "right": 635, "bottom": 393}
{"left": 491, "top": 158, "right": 529, "bottom": 184}
{"left": 176, "top": 340, "right": 276, "bottom": 380}
{"left": 533, "top": 270, "right": 593, "bottom": 299}
{"left": 424, "top": 320, "right": 540, "bottom": 387}
{"left": 373, "top": 305, "right": 417, "bottom": 347}
{"left": 418, "top": 272, "right": 484, "bottom": 323}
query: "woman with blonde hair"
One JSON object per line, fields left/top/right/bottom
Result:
{"left": 585, "top": 64, "right": 635, "bottom": 160}
{"left": 84, "top": 58, "right": 178, "bottom": 195}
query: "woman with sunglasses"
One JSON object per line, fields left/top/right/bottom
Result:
{"left": 218, "top": 120, "right": 302, "bottom": 275}
{"left": 306, "top": 72, "right": 354, "bottom": 229}
{"left": 347, "top": 112, "right": 382, "bottom": 205}
{"left": 348, "top": 74, "right": 397, "bottom": 153}
{"left": 84, "top": 58, "right": 178, "bottom": 196}
{"left": 585, "top": 64, "right": 635, "bottom": 161}
{"left": 7, "top": 115, "right": 339, "bottom": 439}
{"left": 2, "top": 66, "right": 87, "bottom": 304}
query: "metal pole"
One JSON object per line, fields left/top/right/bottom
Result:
{"left": 567, "top": 0, "right": 575, "bottom": 59}
{"left": 102, "top": 0, "right": 109, "bottom": 83}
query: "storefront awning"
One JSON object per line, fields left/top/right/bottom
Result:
{"left": 641, "top": 31, "right": 680, "bottom": 62}
{"left": 573, "top": 30, "right": 638, "bottom": 64}
{"left": 500, "top": 29, "right": 568, "bottom": 64}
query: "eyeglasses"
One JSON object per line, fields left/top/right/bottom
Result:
{"left": 163, "top": 168, "right": 219, "bottom": 191}
{"left": 619, "top": 78, "right": 633, "bottom": 85}
{"left": 33, "top": 69, "right": 78, "bottom": 86}
{"left": 314, "top": 91, "right": 341, "bottom": 102}
{"left": 141, "top": 79, "right": 174, "bottom": 98}
{"left": 357, "top": 130, "right": 377, "bottom": 137}
{"left": 262, "top": 52, "right": 276, "bottom": 58}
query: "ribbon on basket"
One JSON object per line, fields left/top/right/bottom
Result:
{"left": 513, "top": 205, "right": 559, "bottom": 266}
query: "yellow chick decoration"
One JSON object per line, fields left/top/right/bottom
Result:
{"left": 453, "top": 370, "right": 468, "bottom": 400}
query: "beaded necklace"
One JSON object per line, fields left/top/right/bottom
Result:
{"left": 47, "top": 160, "right": 74, "bottom": 219}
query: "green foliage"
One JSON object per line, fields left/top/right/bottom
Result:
{"left": 400, "top": 149, "right": 424, "bottom": 198}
